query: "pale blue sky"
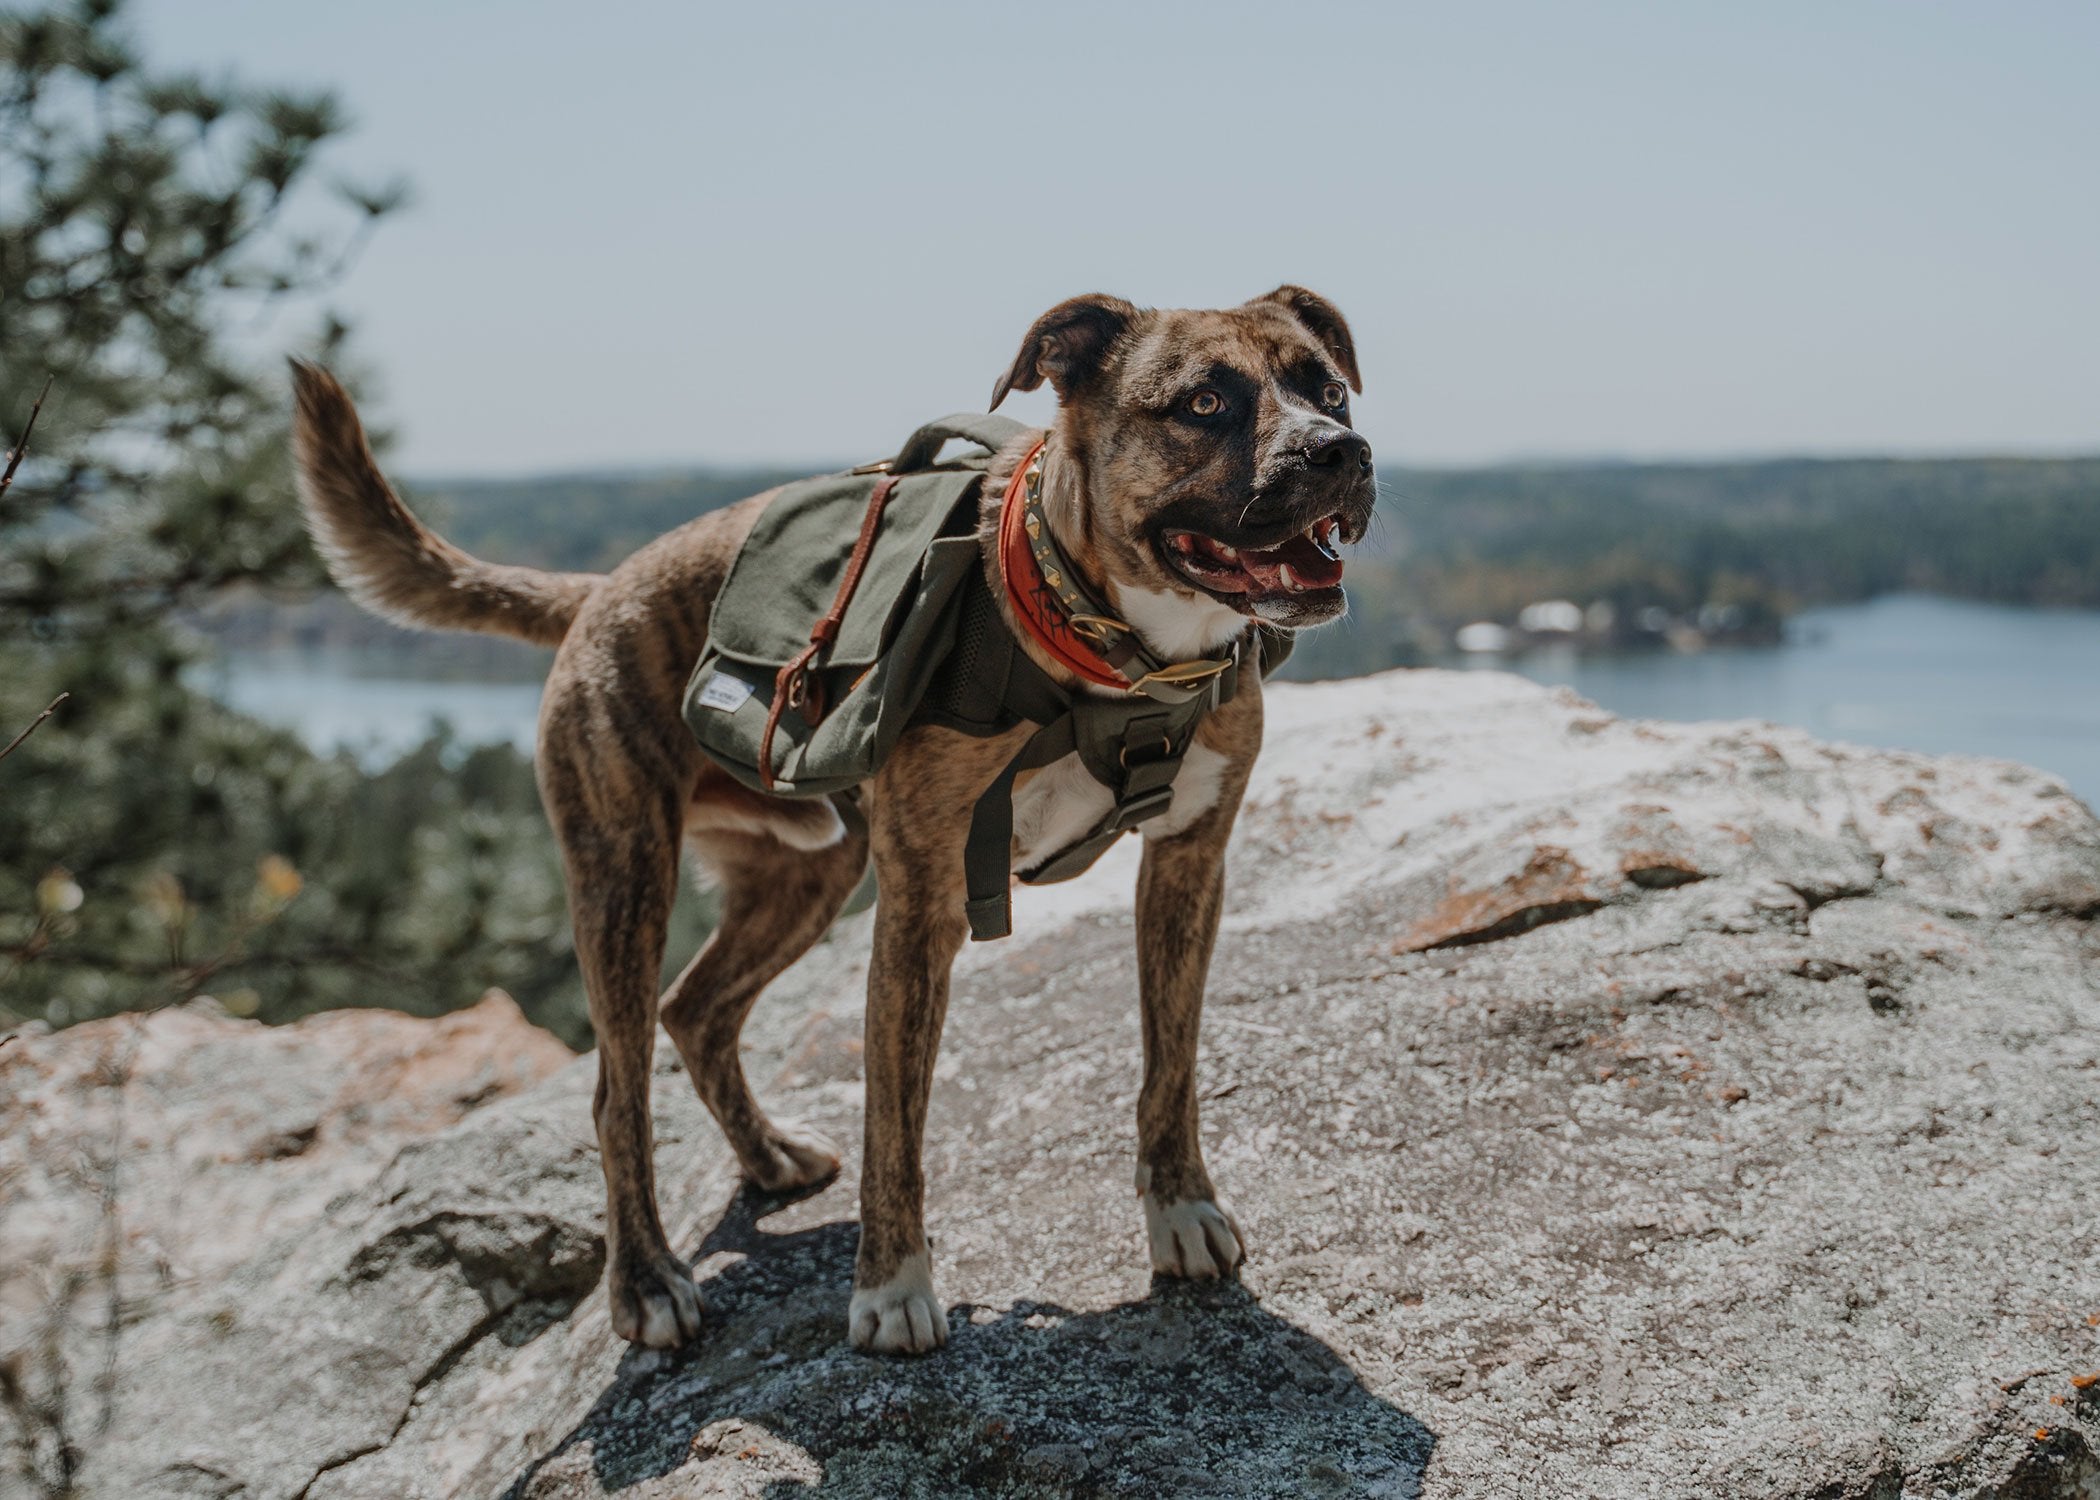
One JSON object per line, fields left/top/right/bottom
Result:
{"left": 137, "top": 1, "right": 2099, "bottom": 475}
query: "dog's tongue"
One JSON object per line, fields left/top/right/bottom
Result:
{"left": 1191, "top": 531, "right": 1345, "bottom": 593}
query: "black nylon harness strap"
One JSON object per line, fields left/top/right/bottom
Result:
{"left": 957, "top": 613, "right": 1244, "bottom": 942}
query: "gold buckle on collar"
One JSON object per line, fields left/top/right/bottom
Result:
{"left": 1067, "top": 612, "right": 1132, "bottom": 649}
{"left": 1128, "top": 657, "right": 1233, "bottom": 698}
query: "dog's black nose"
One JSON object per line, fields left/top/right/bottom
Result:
{"left": 1304, "top": 428, "right": 1373, "bottom": 474}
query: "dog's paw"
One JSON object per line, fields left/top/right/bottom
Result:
{"left": 848, "top": 1252, "right": 949, "bottom": 1355}
{"left": 1145, "top": 1195, "right": 1245, "bottom": 1279}
{"left": 608, "top": 1248, "right": 705, "bottom": 1348}
{"left": 741, "top": 1119, "right": 842, "bottom": 1194}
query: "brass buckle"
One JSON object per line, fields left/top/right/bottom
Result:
{"left": 1067, "top": 612, "right": 1132, "bottom": 649}
{"left": 848, "top": 458, "right": 893, "bottom": 476}
{"left": 1129, "top": 658, "right": 1233, "bottom": 696}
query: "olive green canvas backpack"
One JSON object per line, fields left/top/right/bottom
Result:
{"left": 681, "top": 413, "right": 1291, "bottom": 939}
{"left": 681, "top": 414, "right": 1016, "bottom": 799}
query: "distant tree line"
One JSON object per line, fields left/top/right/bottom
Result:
{"left": 1282, "top": 456, "right": 2100, "bottom": 679}
{"left": 209, "top": 451, "right": 2100, "bottom": 683}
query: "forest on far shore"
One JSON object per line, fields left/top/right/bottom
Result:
{"left": 202, "top": 450, "right": 2100, "bottom": 683}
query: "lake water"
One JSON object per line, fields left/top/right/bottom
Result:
{"left": 200, "top": 594, "right": 2100, "bottom": 805}
{"left": 1481, "top": 594, "right": 2100, "bottom": 803}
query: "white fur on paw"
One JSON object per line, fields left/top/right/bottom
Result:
{"left": 745, "top": 1119, "right": 842, "bottom": 1193}
{"left": 848, "top": 1251, "right": 948, "bottom": 1354}
{"left": 1145, "top": 1195, "right": 1245, "bottom": 1279}
{"left": 610, "top": 1252, "right": 705, "bottom": 1348}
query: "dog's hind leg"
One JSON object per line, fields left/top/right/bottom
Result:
{"left": 543, "top": 770, "right": 703, "bottom": 1349}
{"left": 539, "top": 663, "right": 710, "bottom": 1349}
{"left": 665, "top": 782, "right": 869, "bottom": 1193}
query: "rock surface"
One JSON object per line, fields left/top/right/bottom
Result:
{"left": 4, "top": 669, "right": 2099, "bottom": 1499}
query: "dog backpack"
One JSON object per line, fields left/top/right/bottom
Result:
{"left": 682, "top": 413, "right": 1290, "bottom": 940}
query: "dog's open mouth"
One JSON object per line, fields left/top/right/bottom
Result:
{"left": 1161, "top": 514, "right": 1350, "bottom": 602}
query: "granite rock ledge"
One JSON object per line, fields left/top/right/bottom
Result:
{"left": 3, "top": 669, "right": 2097, "bottom": 1499}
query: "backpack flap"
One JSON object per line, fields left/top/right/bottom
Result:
{"left": 683, "top": 462, "right": 990, "bottom": 797}
{"left": 704, "top": 468, "right": 980, "bottom": 673}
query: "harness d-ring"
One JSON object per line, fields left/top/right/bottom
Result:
{"left": 1119, "top": 734, "right": 1173, "bottom": 770}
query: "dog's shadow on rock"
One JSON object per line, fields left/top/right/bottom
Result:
{"left": 507, "top": 1188, "right": 1436, "bottom": 1498}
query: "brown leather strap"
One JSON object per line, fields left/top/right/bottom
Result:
{"left": 757, "top": 474, "right": 900, "bottom": 791}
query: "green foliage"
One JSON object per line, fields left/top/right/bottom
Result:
{"left": 0, "top": 2, "right": 644, "bottom": 1045}
{"left": 0, "top": 2, "right": 408, "bottom": 630}
{"left": 1, "top": 656, "right": 590, "bottom": 1042}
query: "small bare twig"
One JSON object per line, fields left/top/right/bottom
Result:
{"left": 0, "top": 694, "right": 68, "bottom": 764}
{"left": 0, "top": 377, "right": 51, "bottom": 502}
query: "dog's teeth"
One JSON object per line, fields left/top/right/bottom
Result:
{"left": 1214, "top": 542, "right": 1238, "bottom": 562}
{"left": 1279, "top": 563, "right": 1302, "bottom": 592}
{"left": 1311, "top": 520, "right": 1343, "bottom": 563}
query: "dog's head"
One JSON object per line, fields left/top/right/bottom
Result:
{"left": 992, "top": 287, "right": 1373, "bottom": 636}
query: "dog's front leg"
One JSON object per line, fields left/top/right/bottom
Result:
{"left": 848, "top": 728, "right": 1015, "bottom": 1354}
{"left": 844, "top": 848, "right": 965, "bottom": 1352}
{"left": 849, "top": 877, "right": 966, "bottom": 1352}
{"left": 1134, "top": 776, "right": 1251, "bottom": 1280}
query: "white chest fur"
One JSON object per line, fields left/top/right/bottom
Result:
{"left": 1009, "top": 742, "right": 1233, "bottom": 874}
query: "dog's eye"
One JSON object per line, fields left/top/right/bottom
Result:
{"left": 1187, "top": 390, "right": 1225, "bottom": 418}
{"left": 1319, "top": 381, "right": 1348, "bottom": 409}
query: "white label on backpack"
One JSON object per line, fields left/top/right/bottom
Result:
{"left": 696, "top": 671, "right": 756, "bottom": 712}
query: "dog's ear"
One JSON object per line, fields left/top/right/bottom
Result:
{"left": 990, "top": 293, "right": 1139, "bottom": 410}
{"left": 1250, "top": 285, "right": 1362, "bottom": 394}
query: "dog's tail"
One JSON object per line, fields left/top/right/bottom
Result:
{"left": 289, "top": 361, "right": 600, "bottom": 647}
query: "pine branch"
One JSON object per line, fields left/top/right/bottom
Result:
{"left": 0, "top": 693, "right": 68, "bottom": 763}
{"left": 0, "top": 376, "right": 52, "bottom": 504}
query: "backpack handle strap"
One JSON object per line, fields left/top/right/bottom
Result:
{"left": 888, "top": 413, "right": 1029, "bottom": 475}
{"left": 758, "top": 473, "right": 900, "bottom": 791}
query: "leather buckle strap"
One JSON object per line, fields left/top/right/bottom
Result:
{"left": 758, "top": 473, "right": 900, "bottom": 791}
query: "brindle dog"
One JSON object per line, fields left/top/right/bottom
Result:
{"left": 289, "top": 288, "right": 1375, "bottom": 1355}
